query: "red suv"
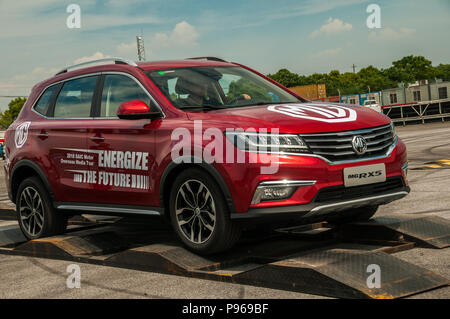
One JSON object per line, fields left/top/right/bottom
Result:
{"left": 4, "top": 57, "right": 409, "bottom": 254}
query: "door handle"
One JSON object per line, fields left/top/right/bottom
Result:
{"left": 37, "top": 130, "right": 48, "bottom": 140}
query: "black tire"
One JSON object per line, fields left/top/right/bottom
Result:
{"left": 326, "top": 205, "right": 379, "bottom": 225}
{"left": 169, "top": 168, "right": 241, "bottom": 255}
{"left": 16, "top": 176, "right": 68, "bottom": 240}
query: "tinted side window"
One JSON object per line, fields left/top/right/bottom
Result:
{"left": 53, "top": 76, "right": 98, "bottom": 118}
{"left": 34, "top": 85, "right": 58, "bottom": 116}
{"left": 100, "top": 74, "right": 152, "bottom": 117}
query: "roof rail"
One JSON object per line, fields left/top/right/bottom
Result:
{"left": 186, "top": 56, "right": 228, "bottom": 63}
{"left": 55, "top": 57, "right": 138, "bottom": 75}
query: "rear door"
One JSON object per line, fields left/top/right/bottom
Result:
{"left": 43, "top": 75, "right": 100, "bottom": 203}
{"left": 85, "top": 73, "right": 161, "bottom": 207}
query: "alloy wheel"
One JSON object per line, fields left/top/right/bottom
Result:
{"left": 19, "top": 186, "right": 45, "bottom": 237}
{"left": 175, "top": 180, "right": 216, "bottom": 244}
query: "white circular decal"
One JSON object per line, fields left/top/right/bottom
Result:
{"left": 15, "top": 121, "right": 31, "bottom": 149}
{"left": 268, "top": 103, "right": 357, "bottom": 123}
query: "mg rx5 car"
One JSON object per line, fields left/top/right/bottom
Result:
{"left": 4, "top": 57, "right": 409, "bottom": 254}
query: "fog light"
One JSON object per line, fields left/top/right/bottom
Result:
{"left": 251, "top": 180, "right": 316, "bottom": 205}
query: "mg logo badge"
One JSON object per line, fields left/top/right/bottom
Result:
{"left": 15, "top": 121, "right": 31, "bottom": 149}
{"left": 268, "top": 103, "right": 357, "bottom": 123}
{"left": 352, "top": 135, "right": 367, "bottom": 155}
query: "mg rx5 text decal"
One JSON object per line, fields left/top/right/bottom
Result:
{"left": 268, "top": 103, "right": 357, "bottom": 123}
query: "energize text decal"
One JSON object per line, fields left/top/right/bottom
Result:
{"left": 57, "top": 148, "right": 150, "bottom": 190}
{"left": 268, "top": 103, "right": 357, "bottom": 123}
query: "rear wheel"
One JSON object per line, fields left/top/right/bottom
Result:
{"left": 16, "top": 177, "right": 67, "bottom": 240}
{"left": 169, "top": 168, "right": 241, "bottom": 255}
{"left": 326, "top": 205, "right": 379, "bottom": 225}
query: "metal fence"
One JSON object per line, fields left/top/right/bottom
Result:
{"left": 382, "top": 98, "right": 450, "bottom": 125}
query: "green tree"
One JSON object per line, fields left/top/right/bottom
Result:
{"left": 358, "top": 65, "right": 396, "bottom": 92}
{"left": 384, "top": 55, "right": 435, "bottom": 85}
{"left": 266, "top": 55, "right": 446, "bottom": 97}
{"left": 0, "top": 97, "right": 27, "bottom": 129}
{"left": 267, "top": 69, "right": 302, "bottom": 87}
{"left": 336, "top": 72, "right": 361, "bottom": 95}
{"left": 433, "top": 64, "right": 450, "bottom": 81}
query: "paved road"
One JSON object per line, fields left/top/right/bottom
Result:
{"left": 382, "top": 122, "right": 450, "bottom": 220}
{"left": 0, "top": 121, "right": 449, "bottom": 299}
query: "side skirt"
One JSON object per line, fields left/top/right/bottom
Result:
{"left": 54, "top": 202, "right": 163, "bottom": 217}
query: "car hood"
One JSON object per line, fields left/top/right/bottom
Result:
{"left": 187, "top": 102, "right": 390, "bottom": 133}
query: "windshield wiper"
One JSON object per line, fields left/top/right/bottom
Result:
{"left": 233, "top": 101, "right": 302, "bottom": 107}
{"left": 178, "top": 104, "right": 227, "bottom": 111}
{"left": 178, "top": 101, "right": 303, "bottom": 111}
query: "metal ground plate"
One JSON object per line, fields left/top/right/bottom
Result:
{"left": 0, "top": 214, "right": 449, "bottom": 299}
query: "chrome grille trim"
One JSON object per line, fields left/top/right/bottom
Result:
{"left": 300, "top": 124, "right": 395, "bottom": 163}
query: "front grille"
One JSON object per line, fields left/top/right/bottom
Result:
{"left": 300, "top": 124, "right": 394, "bottom": 163}
{"left": 315, "top": 177, "right": 405, "bottom": 203}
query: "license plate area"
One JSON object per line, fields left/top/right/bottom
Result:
{"left": 343, "top": 164, "right": 386, "bottom": 187}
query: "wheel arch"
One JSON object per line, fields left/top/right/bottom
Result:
{"left": 10, "top": 160, "right": 55, "bottom": 204}
{"left": 159, "top": 157, "right": 236, "bottom": 219}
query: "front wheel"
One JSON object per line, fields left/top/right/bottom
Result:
{"left": 169, "top": 168, "right": 241, "bottom": 255}
{"left": 16, "top": 177, "right": 68, "bottom": 240}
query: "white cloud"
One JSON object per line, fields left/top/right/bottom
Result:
{"left": 368, "top": 27, "right": 415, "bottom": 42}
{"left": 115, "top": 21, "right": 199, "bottom": 59}
{"left": 74, "top": 52, "right": 111, "bottom": 64}
{"left": 0, "top": 1, "right": 161, "bottom": 39}
{"left": 1, "top": 52, "right": 110, "bottom": 93}
{"left": 10, "top": 67, "right": 59, "bottom": 85}
{"left": 0, "top": 66, "right": 59, "bottom": 100}
{"left": 153, "top": 21, "right": 199, "bottom": 48}
{"left": 261, "top": 0, "right": 367, "bottom": 22}
{"left": 316, "top": 48, "right": 343, "bottom": 57}
{"left": 311, "top": 17, "right": 353, "bottom": 37}
{"left": 117, "top": 42, "right": 137, "bottom": 57}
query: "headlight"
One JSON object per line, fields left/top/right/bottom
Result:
{"left": 390, "top": 121, "right": 397, "bottom": 141}
{"left": 225, "top": 132, "right": 309, "bottom": 154}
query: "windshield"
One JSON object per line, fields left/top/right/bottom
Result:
{"left": 146, "top": 66, "right": 302, "bottom": 110}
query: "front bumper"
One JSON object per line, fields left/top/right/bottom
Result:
{"left": 231, "top": 184, "right": 410, "bottom": 220}
{"left": 221, "top": 137, "right": 408, "bottom": 214}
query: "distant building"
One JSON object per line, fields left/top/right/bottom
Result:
{"left": 429, "top": 80, "right": 449, "bottom": 101}
{"left": 381, "top": 87, "right": 405, "bottom": 105}
{"left": 381, "top": 80, "right": 450, "bottom": 105}
{"left": 340, "top": 92, "right": 382, "bottom": 106}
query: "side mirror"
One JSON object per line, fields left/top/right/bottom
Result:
{"left": 117, "top": 100, "right": 162, "bottom": 120}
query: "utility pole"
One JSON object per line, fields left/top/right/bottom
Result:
{"left": 352, "top": 64, "right": 357, "bottom": 73}
{"left": 136, "top": 32, "right": 146, "bottom": 62}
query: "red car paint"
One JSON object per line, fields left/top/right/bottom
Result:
{"left": 4, "top": 59, "right": 409, "bottom": 219}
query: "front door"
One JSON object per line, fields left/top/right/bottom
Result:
{"left": 86, "top": 73, "right": 160, "bottom": 207}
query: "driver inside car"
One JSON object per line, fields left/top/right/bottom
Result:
{"left": 175, "top": 77, "right": 215, "bottom": 107}
{"left": 175, "top": 76, "right": 251, "bottom": 108}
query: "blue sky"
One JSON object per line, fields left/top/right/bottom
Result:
{"left": 0, "top": 0, "right": 449, "bottom": 111}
